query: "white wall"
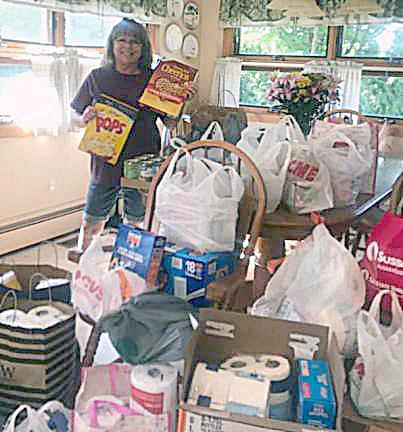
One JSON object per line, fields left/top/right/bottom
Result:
{"left": 0, "top": 132, "right": 90, "bottom": 254}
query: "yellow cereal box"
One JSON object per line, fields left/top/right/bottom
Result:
{"left": 79, "top": 94, "right": 138, "bottom": 165}
{"left": 138, "top": 60, "right": 198, "bottom": 118}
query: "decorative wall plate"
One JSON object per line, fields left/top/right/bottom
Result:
{"left": 167, "top": 0, "right": 184, "bottom": 18}
{"left": 182, "top": 33, "right": 199, "bottom": 58}
{"left": 165, "top": 23, "right": 183, "bottom": 52}
{"left": 183, "top": 1, "right": 200, "bottom": 30}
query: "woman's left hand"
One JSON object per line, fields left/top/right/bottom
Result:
{"left": 183, "top": 81, "right": 197, "bottom": 101}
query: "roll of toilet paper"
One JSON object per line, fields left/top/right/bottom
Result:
{"left": 0, "top": 309, "right": 28, "bottom": 327}
{"left": 268, "top": 389, "right": 291, "bottom": 421}
{"left": 220, "top": 355, "right": 257, "bottom": 374}
{"left": 27, "top": 305, "right": 70, "bottom": 328}
{"left": 130, "top": 363, "right": 177, "bottom": 432}
{"left": 81, "top": 395, "right": 126, "bottom": 429}
{"left": 255, "top": 355, "right": 291, "bottom": 391}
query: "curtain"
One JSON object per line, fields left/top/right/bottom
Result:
{"left": 219, "top": 0, "right": 403, "bottom": 27}
{"left": 303, "top": 60, "right": 363, "bottom": 111}
{"left": 5, "top": 0, "right": 168, "bottom": 20}
{"left": 209, "top": 57, "right": 242, "bottom": 107}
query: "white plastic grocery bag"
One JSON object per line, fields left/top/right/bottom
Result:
{"left": 3, "top": 401, "right": 71, "bottom": 432}
{"left": 251, "top": 224, "right": 366, "bottom": 356}
{"left": 72, "top": 236, "right": 123, "bottom": 321}
{"left": 236, "top": 124, "right": 292, "bottom": 213}
{"left": 283, "top": 143, "right": 334, "bottom": 214}
{"left": 156, "top": 149, "right": 244, "bottom": 252}
{"left": 313, "top": 131, "right": 372, "bottom": 207}
{"left": 350, "top": 290, "right": 403, "bottom": 422}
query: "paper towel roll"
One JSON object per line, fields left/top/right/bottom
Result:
{"left": 27, "top": 305, "right": 69, "bottom": 328}
{"left": 130, "top": 363, "right": 177, "bottom": 432}
{"left": 0, "top": 309, "right": 28, "bottom": 327}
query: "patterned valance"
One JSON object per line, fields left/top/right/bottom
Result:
{"left": 219, "top": 0, "right": 403, "bottom": 27}
{"left": 4, "top": 0, "right": 168, "bottom": 20}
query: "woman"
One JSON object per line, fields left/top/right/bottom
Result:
{"left": 71, "top": 18, "right": 193, "bottom": 252}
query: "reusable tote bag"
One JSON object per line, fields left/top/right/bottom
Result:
{"left": 359, "top": 209, "right": 403, "bottom": 312}
{"left": 74, "top": 364, "right": 169, "bottom": 432}
{"left": 0, "top": 290, "right": 77, "bottom": 417}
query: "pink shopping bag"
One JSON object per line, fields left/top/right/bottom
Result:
{"left": 359, "top": 211, "right": 403, "bottom": 312}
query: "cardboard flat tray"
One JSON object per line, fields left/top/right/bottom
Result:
{"left": 121, "top": 177, "right": 151, "bottom": 192}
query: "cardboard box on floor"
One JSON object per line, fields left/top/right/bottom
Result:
{"left": 343, "top": 397, "right": 403, "bottom": 432}
{"left": 178, "top": 309, "right": 345, "bottom": 432}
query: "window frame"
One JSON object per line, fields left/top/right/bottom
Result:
{"left": 229, "top": 25, "right": 403, "bottom": 120}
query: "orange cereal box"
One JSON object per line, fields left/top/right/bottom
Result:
{"left": 138, "top": 59, "right": 198, "bottom": 118}
{"left": 79, "top": 94, "right": 138, "bottom": 165}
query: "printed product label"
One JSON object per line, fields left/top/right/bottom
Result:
{"left": 79, "top": 94, "right": 138, "bottom": 165}
{"left": 174, "top": 276, "right": 187, "bottom": 299}
{"left": 131, "top": 385, "right": 164, "bottom": 415}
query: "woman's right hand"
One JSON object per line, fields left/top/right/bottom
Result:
{"left": 82, "top": 106, "right": 97, "bottom": 124}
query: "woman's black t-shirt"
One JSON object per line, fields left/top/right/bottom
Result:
{"left": 71, "top": 65, "right": 161, "bottom": 186}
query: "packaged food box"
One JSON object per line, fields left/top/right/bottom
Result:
{"left": 139, "top": 60, "right": 198, "bottom": 118}
{"left": 162, "top": 246, "right": 236, "bottom": 307}
{"left": 296, "top": 359, "right": 337, "bottom": 429}
{"left": 110, "top": 224, "right": 166, "bottom": 289}
{"left": 79, "top": 94, "right": 138, "bottom": 165}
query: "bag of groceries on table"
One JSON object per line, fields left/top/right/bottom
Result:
{"left": 283, "top": 142, "right": 334, "bottom": 214}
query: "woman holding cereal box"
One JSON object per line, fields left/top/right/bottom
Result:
{"left": 71, "top": 18, "right": 195, "bottom": 252}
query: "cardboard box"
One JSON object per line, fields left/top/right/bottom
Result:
{"left": 79, "top": 94, "right": 138, "bottom": 165}
{"left": 110, "top": 224, "right": 165, "bottom": 288}
{"left": 138, "top": 60, "right": 198, "bottom": 118}
{"left": 162, "top": 247, "right": 236, "bottom": 307}
{"left": 178, "top": 309, "right": 345, "bottom": 432}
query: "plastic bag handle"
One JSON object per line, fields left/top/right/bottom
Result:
{"left": 29, "top": 272, "right": 53, "bottom": 302}
{"left": 210, "top": 165, "right": 244, "bottom": 200}
{"left": 200, "top": 121, "right": 224, "bottom": 141}
{"left": 3, "top": 404, "right": 35, "bottom": 432}
{"left": 36, "top": 240, "right": 59, "bottom": 269}
{"left": 368, "top": 289, "right": 403, "bottom": 331}
{"left": 87, "top": 400, "right": 140, "bottom": 427}
{"left": 0, "top": 290, "right": 18, "bottom": 310}
{"left": 161, "top": 147, "right": 192, "bottom": 183}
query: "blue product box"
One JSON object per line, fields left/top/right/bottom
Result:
{"left": 162, "top": 247, "right": 236, "bottom": 307}
{"left": 296, "top": 359, "right": 336, "bottom": 429}
{"left": 110, "top": 224, "right": 166, "bottom": 287}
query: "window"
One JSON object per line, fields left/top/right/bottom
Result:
{"left": 0, "top": 0, "right": 51, "bottom": 44}
{"left": 237, "top": 25, "right": 328, "bottom": 57}
{"left": 240, "top": 69, "right": 271, "bottom": 108}
{"left": 340, "top": 23, "right": 403, "bottom": 59}
{"left": 360, "top": 74, "right": 403, "bottom": 119}
{"left": 64, "top": 12, "right": 120, "bottom": 47}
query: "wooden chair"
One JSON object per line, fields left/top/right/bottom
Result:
{"left": 81, "top": 140, "right": 266, "bottom": 366}
{"left": 320, "top": 109, "right": 383, "bottom": 255}
{"left": 320, "top": 108, "right": 368, "bottom": 125}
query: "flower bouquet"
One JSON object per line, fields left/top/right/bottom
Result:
{"left": 267, "top": 72, "right": 340, "bottom": 137}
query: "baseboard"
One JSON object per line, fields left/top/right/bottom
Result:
{"left": 0, "top": 210, "right": 83, "bottom": 256}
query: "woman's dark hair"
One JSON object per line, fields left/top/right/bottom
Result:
{"left": 104, "top": 18, "right": 153, "bottom": 72}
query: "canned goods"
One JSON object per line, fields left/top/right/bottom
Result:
{"left": 124, "top": 154, "right": 165, "bottom": 181}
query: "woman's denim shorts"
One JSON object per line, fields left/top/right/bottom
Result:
{"left": 83, "top": 182, "right": 144, "bottom": 224}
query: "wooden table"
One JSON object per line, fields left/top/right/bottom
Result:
{"left": 255, "top": 155, "right": 403, "bottom": 290}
